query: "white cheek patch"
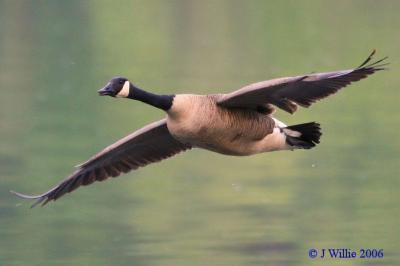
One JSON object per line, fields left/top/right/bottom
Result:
{"left": 117, "top": 81, "right": 130, "bottom": 97}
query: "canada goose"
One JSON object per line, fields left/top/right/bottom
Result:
{"left": 12, "top": 50, "right": 387, "bottom": 207}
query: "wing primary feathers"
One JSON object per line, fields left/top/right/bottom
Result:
{"left": 357, "top": 49, "right": 376, "bottom": 68}
{"left": 364, "top": 59, "right": 389, "bottom": 70}
{"left": 357, "top": 50, "right": 389, "bottom": 70}
{"left": 10, "top": 190, "right": 51, "bottom": 208}
{"left": 10, "top": 190, "right": 42, "bottom": 199}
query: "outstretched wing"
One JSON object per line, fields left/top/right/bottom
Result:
{"left": 11, "top": 119, "right": 191, "bottom": 207}
{"left": 217, "top": 50, "right": 387, "bottom": 113}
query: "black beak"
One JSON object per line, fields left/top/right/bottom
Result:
{"left": 98, "top": 85, "right": 114, "bottom": 96}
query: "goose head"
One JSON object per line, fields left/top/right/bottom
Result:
{"left": 98, "top": 77, "right": 131, "bottom": 98}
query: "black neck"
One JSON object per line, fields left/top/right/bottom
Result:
{"left": 127, "top": 85, "right": 174, "bottom": 111}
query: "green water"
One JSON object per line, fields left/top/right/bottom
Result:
{"left": 1, "top": 1, "right": 399, "bottom": 265}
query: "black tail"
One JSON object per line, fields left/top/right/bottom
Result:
{"left": 283, "top": 122, "right": 321, "bottom": 149}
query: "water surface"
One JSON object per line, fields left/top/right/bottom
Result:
{"left": 0, "top": 1, "right": 399, "bottom": 265}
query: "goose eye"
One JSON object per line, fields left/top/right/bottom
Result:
{"left": 119, "top": 80, "right": 124, "bottom": 84}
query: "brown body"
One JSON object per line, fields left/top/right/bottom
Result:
{"left": 167, "top": 94, "right": 285, "bottom": 155}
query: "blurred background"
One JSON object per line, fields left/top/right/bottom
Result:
{"left": 0, "top": 1, "right": 399, "bottom": 265}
